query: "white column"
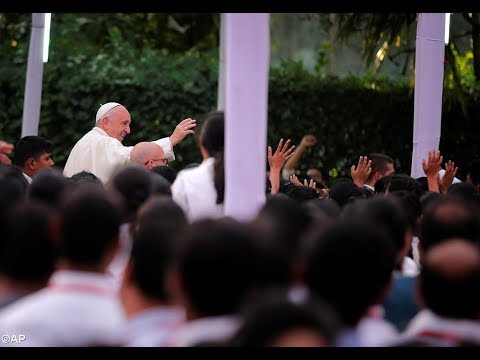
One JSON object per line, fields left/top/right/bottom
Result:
{"left": 224, "top": 13, "right": 270, "bottom": 221}
{"left": 217, "top": 13, "right": 226, "bottom": 111}
{"left": 411, "top": 13, "right": 446, "bottom": 178}
{"left": 21, "top": 13, "right": 46, "bottom": 138}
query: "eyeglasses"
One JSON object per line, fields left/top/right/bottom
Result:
{"left": 145, "top": 158, "right": 168, "bottom": 166}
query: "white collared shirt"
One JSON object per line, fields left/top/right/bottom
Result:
{"left": 0, "top": 270, "right": 126, "bottom": 346}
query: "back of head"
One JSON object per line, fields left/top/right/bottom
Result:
{"left": 151, "top": 166, "right": 177, "bottom": 184}
{"left": 60, "top": 184, "right": 123, "bottom": 266}
{"left": 0, "top": 164, "right": 28, "bottom": 210}
{"left": 174, "top": 218, "right": 257, "bottom": 317}
{"left": 389, "top": 190, "right": 422, "bottom": 236}
{"left": 304, "top": 198, "right": 341, "bottom": 220}
{"left": 230, "top": 289, "right": 340, "bottom": 347}
{"left": 110, "top": 164, "right": 154, "bottom": 221}
{"left": 303, "top": 220, "right": 396, "bottom": 326}
{"left": 150, "top": 172, "right": 172, "bottom": 197}
{"left": 200, "top": 111, "right": 225, "bottom": 204}
{"left": 342, "top": 196, "right": 410, "bottom": 265}
{"left": 420, "top": 238, "right": 480, "bottom": 319}
{"left": 134, "top": 195, "right": 187, "bottom": 233}
{"left": 467, "top": 159, "right": 480, "bottom": 186}
{"left": 130, "top": 220, "right": 183, "bottom": 301}
{"left": 29, "top": 168, "right": 69, "bottom": 208}
{"left": 329, "top": 178, "right": 365, "bottom": 207}
{"left": 374, "top": 174, "right": 424, "bottom": 198}
{"left": 420, "top": 196, "right": 480, "bottom": 252}
{"left": 257, "top": 195, "right": 314, "bottom": 252}
{"left": 0, "top": 201, "right": 58, "bottom": 285}
{"left": 199, "top": 111, "right": 224, "bottom": 155}
{"left": 252, "top": 195, "right": 315, "bottom": 287}
{"left": 69, "top": 171, "right": 102, "bottom": 186}
{"left": 13, "top": 136, "right": 53, "bottom": 167}
{"left": 284, "top": 185, "right": 320, "bottom": 203}
{"left": 447, "top": 182, "right": 480, "bottom": 208}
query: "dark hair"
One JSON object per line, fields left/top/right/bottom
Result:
{"left": 467, "top": 159, "right": 480, "bottom": 186}
{"left": 366, "top": 153, "right": 394, "bottom": 182}
{"left": 29, "top": 168, "right": 69, "bottom": 208}
{"left": 328, "top": 178, "right": 365, "bottom": 207}
{"left": 110, "top": 165, "right": 153, "bottom": 222}
{"left": 284, "top": 185, "right": 320, "bottom": 203}
{"left": 200, "top": 111, "right": 224, "bottom": 204}
{"left": 230, "top": 289, "right": 340, "bottom": 347}
{"left": 151, "top": 166, "right": 178, "bottom": 184}
{"left": 13, "top": 136, "right": 53, "bottom": 167}
{"left": 375, "top": 174, "right": 424, "bottom": 199}
{"left": 60, "top": 185, "right": 123, "bottom": 265}
{"left": 70, "top": 171, "right": 101, "bottom": 186}
{"left": 420, "top": 196, "right": 480, "bottom": 252}
{"left": 0, "top": 201, "right": 58, "bottom": 283}
{"left": 174, "top": 218, "right": 256, "bottom": 317}
{"left": 343, "top": 195, "right": 410, "bottom": 269}
{"left": 304, "top": 220, "right": 396, "bottom": 326}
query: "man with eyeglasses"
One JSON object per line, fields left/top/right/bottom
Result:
{"left": 130, "top": 142, "right": 169, "bottom": 170}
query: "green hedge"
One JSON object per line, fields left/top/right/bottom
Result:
{"left": 0, "top": 50, "right": 478, "bottom": 182}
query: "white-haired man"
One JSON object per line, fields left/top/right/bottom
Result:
{"left": 63, "top": 102, "right": 195, "bottom": 183}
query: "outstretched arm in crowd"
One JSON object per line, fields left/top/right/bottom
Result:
{"left": 268, "top": 138, "right": 295, "bottom": 194}
{"left": 282, "top": 134, "right": 316, "bottom": 179}
{"left": 438, "top": 160, "right": 458, "bottom": 194}
{"left": 422, "top": 150, "right": 443, "bottom": 193}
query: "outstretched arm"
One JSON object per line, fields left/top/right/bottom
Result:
{"left": 422, "top": 149, "right": 443, "bottom": 193}
{"left": 282, "top": 134, "right": 316, "bottom": 178}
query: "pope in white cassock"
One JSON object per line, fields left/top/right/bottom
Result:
{"left": 63, "top": 102, "right": 196, "bottom": 184}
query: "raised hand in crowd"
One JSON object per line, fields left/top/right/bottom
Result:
{"left": 438, "top": 159, "right": 458, "bottom": 194}
{"left": 169, "top": 118, "right": 197, "bottom": 146}
{"left": 289, "top": 173, "right": 303, "bottom": 187}
{"left": 268, "top": 138, "right": 295, "bottom": 194}
{"left": 282, "top": 134, "right": 317, "bottom": 179}
{"left": 350, "top": 155, "right": 372, "bottom": 187}
{"left": 422, "top": 150, "right": 443, "bottom": 192}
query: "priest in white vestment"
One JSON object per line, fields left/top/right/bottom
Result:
{"left": 63, "top": 102, "right": 196, "bottom": 184}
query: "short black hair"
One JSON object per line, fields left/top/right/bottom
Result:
{"left": 467, "top": 159, "right": 480, "bottom": 186}
{"left": 13, "top": 136, "right": 53, "bottom": 167}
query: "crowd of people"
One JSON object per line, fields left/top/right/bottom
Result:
{"left": 0, "top": 103, "right": 478, "bottom": 347}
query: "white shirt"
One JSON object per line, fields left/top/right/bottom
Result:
{"left": 0, "top": 270, "right": 126, "bottom": 347}
{"left": 63, "top": 127, "right": 174, "bottom": 184}
{"left": 121, "top": 307, "right": 185, "bottom": 347}
{"left": 357, "top": 306, "right": 400, "bottom": 346}
{"left": 171, "top": 157, "right": 224, "bottom": 223}
{"left": 107, "top": 223, "right": 133, "bottom": 291}
{"left": 398, "top": 309, "right": 480, "bottom": 345}
{"left": 171, "top": 315, "right": 240, "bottom": 347}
